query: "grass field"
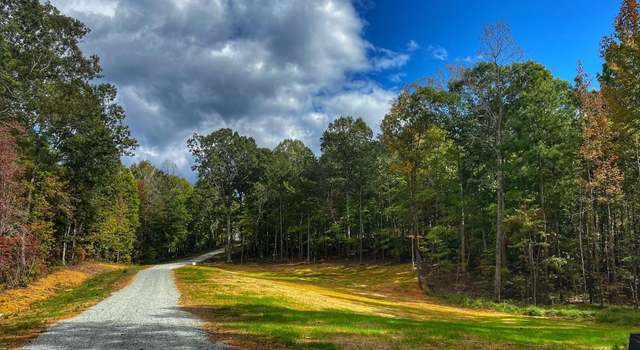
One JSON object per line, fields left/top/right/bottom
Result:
{"left": 176, "top": 263, "right": 636, "bottom": 349}
{"left": 0, "top": 263, "right": 144, "bottom": 349}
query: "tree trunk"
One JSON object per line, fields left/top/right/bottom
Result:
{"left": 241, "top": 233, "right": 245, "bottom": 264}
{"left": 226, "top": 205, "right": 232, "bottom": 263}
{"left": 495, "top": 152, "right": 504, "bottom": 302}
{"left": 346, "top": 192, "right": 351, "bottom": 239}
{"left": 359, "top": 188, "right": 363, "bottom": 264}
{"left": 578, "top": 198, "right": 588, "bottom": 298}
{"left": 410, "top": 165, "right": 418, "bottom": 268}
{"left": 279, "top": 195, "right": 283, "bottom": 262}
{"left": 273, "top": 224, "right": 277, "bottom": 262}
{"left": 607, "top": 202, "right": 615, "bottom": 301}
{"left": 458, "top": 151, "right": 466, "bottom": 276}
{"left": 62, "top": 223, "right": 71, "bottom": 266}
{"left": 307, "top": 213, "right": 311, "bottom": 263}
{"left": 71, "top": 223, "right": 79, "bottom": 262}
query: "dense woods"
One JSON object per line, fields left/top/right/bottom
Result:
{"left": 2, "top": 0, "right": 640, "bottom": 309}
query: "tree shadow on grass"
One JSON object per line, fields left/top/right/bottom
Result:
{"left": 181, "top": 304, "right": 630, "bottom": 350}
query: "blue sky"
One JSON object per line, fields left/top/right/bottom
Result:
{"left": 361, "top": 0, "right": 620, "bottom": 89}
{"left": 51, "top": 0, "right": 623, "bottom": 179}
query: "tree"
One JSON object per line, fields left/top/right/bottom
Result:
{"left": 0, "top": 0, "right": 136, "bottom": 270}
{"left": 270, "top": 139, "right": 315, "bottom": 261}
{"left": 161, "top": 175, "right": 193, "bottom": 257}
{"left": 321, "top": 117, "right": 376, "bottom": 262}
{"left": 94, "top": 166, "right": 140, "bottom": 262}
{"left": 0, "top": 123, "right": 37, "bottom": 286}
{"left": 382, "top": 86, "right": 457, "bottom": 288}
{"left": 599, "top": 0, "right": 640, "bottom": 304}
{"left": 188, "top": 129, "right": 260, "bottom": 262}
{"left": 451, "top": 22, "right": 523, "bottom": 301}
{"left": 600, "top": 0, "right": 640, "bottom": 136}
{"left": 576, "top": 67, "right": 624, "bottom": 303}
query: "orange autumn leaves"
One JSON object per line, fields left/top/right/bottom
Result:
{"left": 574, "top": 66, "right": 624, "bottom": 204}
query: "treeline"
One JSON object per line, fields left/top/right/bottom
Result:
{"left": 188, "top": 1, "right": 640, "bottom": 306}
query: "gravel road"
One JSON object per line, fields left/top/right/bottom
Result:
{"left": 23, "top": 249, "right": 227, "bottom": 350}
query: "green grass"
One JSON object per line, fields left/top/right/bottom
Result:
{"left": 175, "top": 263, "right": 636, "bottom": 349}
{"left": 0, "top": 265, "right": 144, "bottom": 348}
{"left": 439, "top": 292, "right": 640, "bottom": 326}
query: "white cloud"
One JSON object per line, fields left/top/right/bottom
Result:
{"left": 54, "top": 0, "right": 118, "bottom": 17}
{"left": 407, "top": 40, "right": 419, "bottom": 52}
{"left": 50, "top": 0, "right": 404, "bottom": 178}
{"left": 428, "top": 45, "right": 449, "bottom": 61}
{"left": 369, "top": 46, "right": 410, "bottom": 70}
{"left": 320, "top": 82, "right": 396, "bottom": 136}
{"left": 388, "top": 72, "right": 406, "bottom": 83}
{"left": 457, "top": 54, "right": 484, "bottom": 64}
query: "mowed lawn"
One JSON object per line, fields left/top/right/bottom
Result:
{"left": 175, "top": 263, "right": 635, "bottom": 350}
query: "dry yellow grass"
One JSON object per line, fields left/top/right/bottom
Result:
{"left": 212, "top": 263, "right": 507, "bottom": 320}
{"left": 0, "top": 262, "right": 122, "bottom": 318}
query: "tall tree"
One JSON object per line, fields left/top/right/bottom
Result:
{"left": 452, "top": 22, "right": 522, "bottom": 301}
{"left": 321, "top": 117, "right": 376, "bottom": 262}
{"left": 188, "top": 129, "right": 260, "bottom": 262}
{"left": 381, "top": 86, "right": 457, "bottom": 288}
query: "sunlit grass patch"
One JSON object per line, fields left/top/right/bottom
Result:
{"left": 176, "top": 263, "right": 633, "bottom": 349}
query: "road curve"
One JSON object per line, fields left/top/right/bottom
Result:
{"left": 23, "top": 249, "right": 226, "bottom": 350}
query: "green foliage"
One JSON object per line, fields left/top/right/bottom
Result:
{"left": 188, "top": 128, "right": 261, "bottom": 261}
{"left": 0, "top": 0, "right": 138, "bottom": 285}
{"left": 93, "top": 166, "right": 140, "bottom": 262}
{"left": 131, "top": 161, "right": 193, "bottom": 261}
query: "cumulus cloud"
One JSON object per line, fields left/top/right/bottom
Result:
{"left": 428, "top": 45, "right": 449, "bottom": 61}
{"left": 50, "top": 0, "right": 403, "bottom": 178}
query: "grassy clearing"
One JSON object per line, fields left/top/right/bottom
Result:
{"left": 0, "top": 263, "right": 144, "bottom": 349}
{"left": 176, "top": 263, "right": 636, "bottom": 350}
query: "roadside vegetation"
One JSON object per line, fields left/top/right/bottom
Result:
{"left": 0, "top": 263, "right": 143, "bottom": 349}
{"left": 176, "top": 263, "right": 632, "bottom": 349}
{"left": 439, "top": 293, "right": 640, "bottom": 326}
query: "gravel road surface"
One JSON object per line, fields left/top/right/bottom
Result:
{"left": 23, "top": 249, "right": 226, "bottom": 350}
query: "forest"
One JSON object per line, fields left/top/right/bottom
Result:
{"left": 2, "top": 0, "right": 640, "bottom": 310}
